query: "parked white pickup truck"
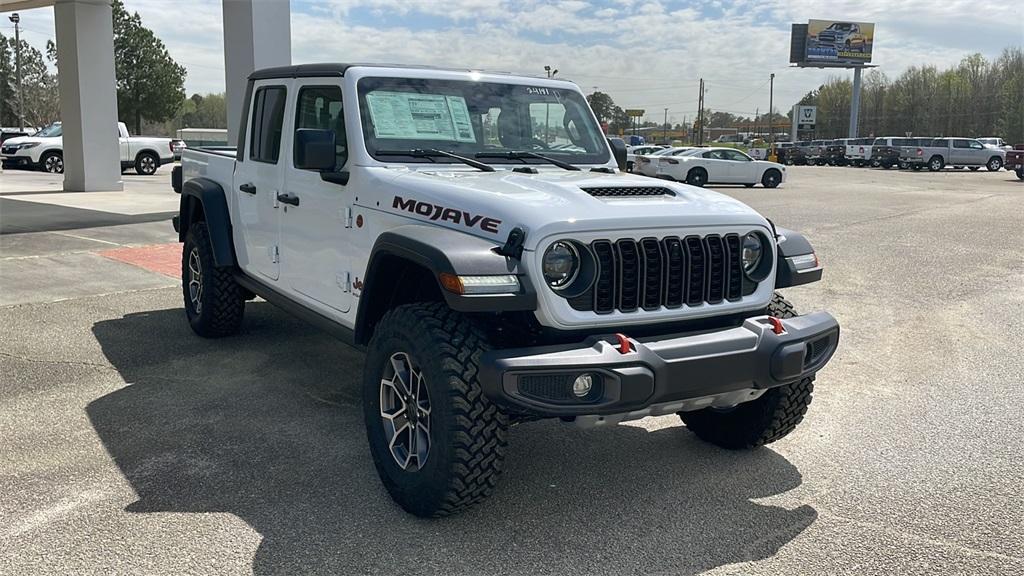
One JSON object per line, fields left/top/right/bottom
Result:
{"left": 171, "top": 63, "right": 839, "bottom": 518}
{"left": 0, "top": 121, "right": 176, "bottom": 175}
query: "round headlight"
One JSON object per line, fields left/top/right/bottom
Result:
{"left": 742, "top": 233, "right": 762, "bottom": 273}
{"left": 542, "top": 241, "right": 580, "bottom": 289}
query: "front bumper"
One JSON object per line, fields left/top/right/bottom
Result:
{"left": 479, "top": 312, "right": 839, "bottom": 419}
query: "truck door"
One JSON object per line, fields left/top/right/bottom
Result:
{"left": 279, "top": 82, "right": 353, "bottom": 315}
{"left": 966, "top": 139, "right": 987, "bottom": 165}
{"left": 233, "top": 80, "right": 290, "bottom": 281}
{"left": 117, "top": 123, "right": 129, "bottom": 163}
{"left": 951, "top": 139, "right": 972, "bottom": 165}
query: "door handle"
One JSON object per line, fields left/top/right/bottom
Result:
{"left": 277, "top": 192, "right": 300, "bottom": 206}
{"left": 239, "top": 183, "right": 256, "bottom": 194}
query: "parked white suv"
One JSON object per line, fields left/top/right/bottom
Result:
{"left": 1, "top": 121, "right": 175, "bottom": 175}
{"left": 172, "top": 63, "right": 839, "bottom": 518}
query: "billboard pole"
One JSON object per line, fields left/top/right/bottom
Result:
{"left": 848, "top": 66, "right": 862, "bottom": 138}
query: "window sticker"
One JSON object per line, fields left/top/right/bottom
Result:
{"left": 366, "top": 91, "right": 476, "bottom": 142}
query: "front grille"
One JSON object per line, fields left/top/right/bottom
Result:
{"left": 1, "top": 146, "right": 16, "bottom": 155}
{"left": 582, "top": 186, "right": 675, "bottom": 198}
{"left": 581, "top": 234, "right": 746, "bottom": 314}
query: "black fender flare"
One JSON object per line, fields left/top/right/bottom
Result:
{"left": 774, "top": 227, "right": 822, "bottom": 288}
{"left": 355, "top": 225, "right": 536, "bottom": 343}
{"left": 178, "top": 177, "right": 237, "bottom": 268}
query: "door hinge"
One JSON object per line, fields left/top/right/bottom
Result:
{"left": 270, "top": 245, "right": 279, "bottom": 264}
{"left": 343, "top": 206, "right": 353, "bottom": 228}
{"left": 337, "top": 272, "right": 351, "bottom": 293}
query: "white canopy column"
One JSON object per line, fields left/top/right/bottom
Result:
{"left": 221, "top": 0, "right": 291, "bottom": 146}
{"left": 53, "top": 0, "right": 121, "bottom": 191}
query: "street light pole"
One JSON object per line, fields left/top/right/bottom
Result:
{"left": 663, "top": 108, "right": 668, "bottom": 143}
{"left": 768, "top": 73, "right": 775, "bottom": 144}
{"left": 9, "top": 13, "right": 23, "bottom": 131}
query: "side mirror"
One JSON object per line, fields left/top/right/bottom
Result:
{"left": 607, "top": 137, "right": 627, "bottom": 171}
{"left": 295, "top": 128, "right": 336, "bottom": 171}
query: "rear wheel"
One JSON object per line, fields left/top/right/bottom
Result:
{"left": 182, "top": 221, "right": 245, "bottom": 337}
{"left": 679, "top": 293, "right": 815, "bottom": 449}
{"left": 986, "top": 157, "right": 1003, "bottom": 172}
{"left": 363, "top": 302, "right": 508, "bottom": 517}
{"left": 135, "top": 151, "right": 159, "bottom": 175}
{"left": 686, "top": 167, "right": 708, "bottom": 187}
{"left": 928, "top": 156, "right": 944, "bottom": 171}
{"left": 761, "top": 169, "right": 782, "bottom": 188}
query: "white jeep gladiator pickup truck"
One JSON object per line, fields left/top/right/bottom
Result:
{"left": 1, "top": 121, "right": 175, "bottom": 175}
{"left": 171, "top": 63, "right": 840, "bottom": 517}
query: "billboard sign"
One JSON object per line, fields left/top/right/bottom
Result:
{"left": 806, "top": 20, "right": 874, "bottom": 65}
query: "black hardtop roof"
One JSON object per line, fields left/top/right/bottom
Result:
{"left": 248, "top": 63, "right": 538, "bottom": 81}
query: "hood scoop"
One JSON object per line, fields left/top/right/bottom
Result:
{"left": 581, "top": 186, "right": 676, "bottom": 198}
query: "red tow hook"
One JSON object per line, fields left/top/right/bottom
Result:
{"left": 768, "top": 316, "right": 786, "bottom": 335}
{"left": 614, "top": 333, "right": 632, "bottom": 354}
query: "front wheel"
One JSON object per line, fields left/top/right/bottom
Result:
{"left": 363, "top": 302, "right": 509, "bottom": 517}
{"left": 1016, "top": 167, "right": 1023, "bottom": 181}
{"left": 986, "top": 157, "right": 1003, "bottom": 172}
{"left": 679, "top": 293, "right": 814, "bottom": 449}
{"left": 40, "top": 151, "right": 63, "bottom": 174}
{"left": 761, "top": 169, "right": 782, "bottom": 188}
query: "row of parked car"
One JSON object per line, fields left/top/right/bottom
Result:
{"left": 775, "top": 137, "right": 1015, "bottom": 174}
{"left": 626, "top": 145, "right": 786, "bottom": 188}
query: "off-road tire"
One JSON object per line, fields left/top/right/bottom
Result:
{"left": 363, "top": 302, "right": 509, "bottom": 517}
{"left": 182, "top": 221, "right": 245, "bottom": 337}
{"left": 679, "top": 293, "right": 814, "bottom": 449}
{"left": 761, "top": 169, "right": 782, "bottom": 188}
{"left": 135, "top": 151, "right": 159, "bottom": 175}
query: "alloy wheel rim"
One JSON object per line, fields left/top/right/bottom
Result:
{"left": 141, "top": 156, "right": 156, "bottom": 174}
{"left": 46, "top": 156, "right": 63, "bottom": 173}
{"left": 380, "top": 351, "right": 431, "bottom": 471}
{"left": 188, "top": 247, "right": 203, "bottom": 314}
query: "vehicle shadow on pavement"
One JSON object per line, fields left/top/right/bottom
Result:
{"left": 89, "top": 303, "right": 815, "bottom": 576}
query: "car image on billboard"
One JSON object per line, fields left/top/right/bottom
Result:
{"left": 806, "top": 20, "right": 874, "bottom": 65}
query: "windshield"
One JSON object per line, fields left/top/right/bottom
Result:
{"left": 358, "top": 77, "right": 610, "bottom": 166}
{"left": 35, "top": 123, "right": 62, "bottom": 138}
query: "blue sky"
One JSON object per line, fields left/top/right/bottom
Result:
{"left": 8, "top": 0, "right": 1021, "bottom": 125}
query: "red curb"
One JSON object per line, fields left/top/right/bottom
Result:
{"left": 99, "top": 243, "right": 182, "bottom": 278}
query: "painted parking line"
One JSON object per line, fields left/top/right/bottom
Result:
{"left": 98, "top": 242, "right": 181, "bottom": 278}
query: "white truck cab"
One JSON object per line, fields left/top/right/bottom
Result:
{"left": 172, "top": 63, "right": 839, "bottom": 518}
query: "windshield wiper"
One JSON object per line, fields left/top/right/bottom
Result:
{"left": 376, "top": 148, "right": 495, "bottom": 172}
{"left": 475, "top": 150, "right": 581, "bottom": 171}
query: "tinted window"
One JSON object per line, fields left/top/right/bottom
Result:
{"left": 953, "top": 139, "right": 971, "bottom": 149}
{"left": 250, "top": 86, "right": 287, "bottom": 163}
{"left": 872, "top": 138, "right": 885, "bottom": 146}
{"left": 294, "top": 85, "right": 347, "bottom": 170}
{"left": 722, "top": 149, "right": 750, "bottom": 161}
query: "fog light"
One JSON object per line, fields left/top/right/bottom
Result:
{"left": 572, "top": 374, "right": 594, "bottom": 398}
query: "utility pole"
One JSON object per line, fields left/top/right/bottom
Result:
{"left": 696, "top": 78, "right": 705, "bottom": 146}
{"left": 768, "top": 73, "right": 775, "bottom": 144}
{"left": 8, "top": 13, "right": 24, "bottom": 130}
{"left": 663, "top": 108, "right": 668, "bottom": 143}
{"left": 543, "top": 65, "right": 558, "bottom": 144}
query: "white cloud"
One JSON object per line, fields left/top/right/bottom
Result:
{"left": 9, "top": 0, "right": 1020, "bottom": 125}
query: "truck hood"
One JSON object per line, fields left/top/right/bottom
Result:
{"left": 362, "top": 167, "right": 770, "bottom": 249}
{"left": 2, "top": 135, "right": 59, "bottom": 146}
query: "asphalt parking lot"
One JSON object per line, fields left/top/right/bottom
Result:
{"left": 2, "top": 165, "right": 1022, "bottom": 575}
